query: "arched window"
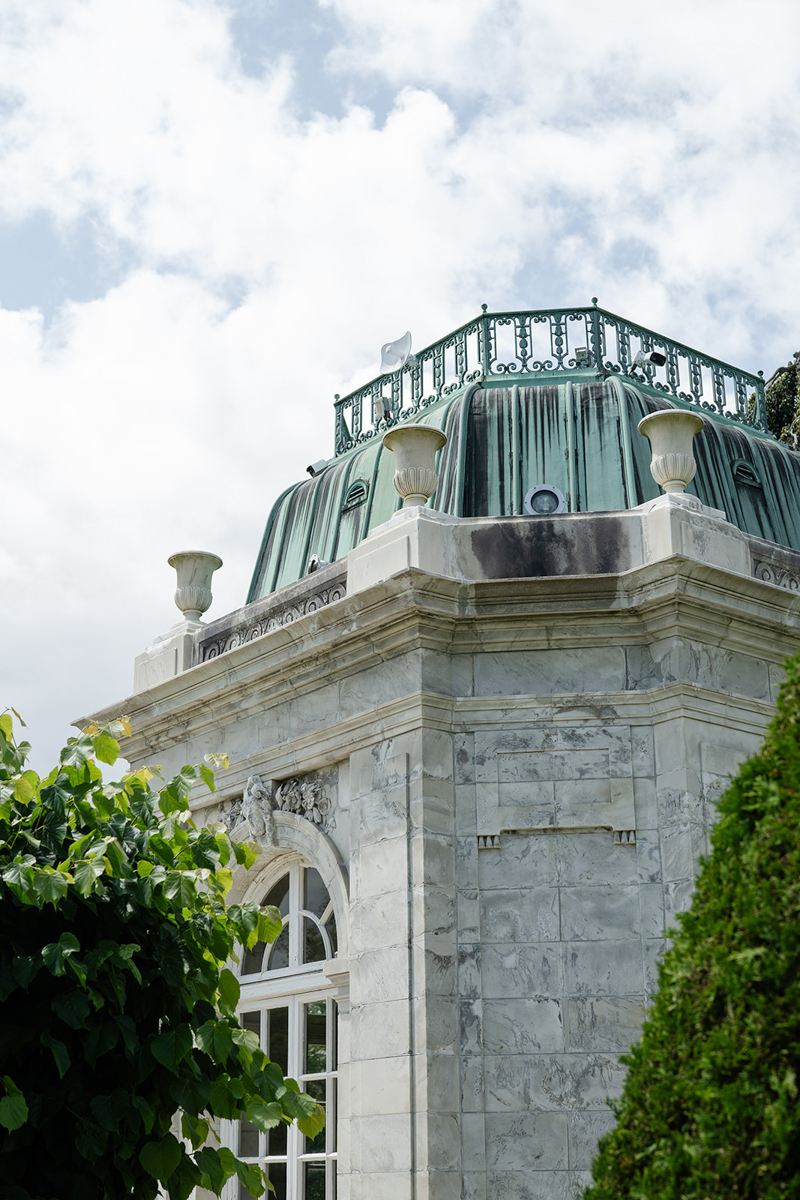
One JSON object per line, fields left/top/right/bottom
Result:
{"left": 235, "top": 858, "right": 339, "bottom": 1200}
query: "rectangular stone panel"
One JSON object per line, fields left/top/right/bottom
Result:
{"left": 476, "top": 726, "right": 636, "bottom": 835}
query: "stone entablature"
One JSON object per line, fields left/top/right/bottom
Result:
{"left": 129, "top": 501, "right": 800, "bottom": 694}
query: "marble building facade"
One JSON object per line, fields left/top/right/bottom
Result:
{"left": 90, "top": 488, "right": 800, "bottom": 1200}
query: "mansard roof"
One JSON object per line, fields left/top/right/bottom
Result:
{"left": 248, "top": 304, "right": 799, "bottom": 603}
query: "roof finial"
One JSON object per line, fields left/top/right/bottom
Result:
{"left": 481, "top": 304, "right": 488, "bottom": 314}
{"left": 592, "top": 297, "right": 598, "bottom": 306}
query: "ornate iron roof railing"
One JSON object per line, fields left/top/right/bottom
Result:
{"left": 333, "top": 301, "right": 768, "bottom": 455}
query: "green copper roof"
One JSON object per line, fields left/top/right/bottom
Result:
{"left": 248, "top": 373, "right": 800, "bottom": 604}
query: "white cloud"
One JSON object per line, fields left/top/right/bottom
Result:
{"left": 0, "top": 0, "right": 799, "bottom": 766}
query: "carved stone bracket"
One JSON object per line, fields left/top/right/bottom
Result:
{"left": 225, "top": 773, "right": 335, "bottom": 846}
{"left": 753, "top": 559, "right": 800, "bottom": 592}
{"left": 201, "top": 584, "right": 346, "bottom": 662}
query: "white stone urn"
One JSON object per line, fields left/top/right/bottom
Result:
{"left": 637, "top": 409, "right": 705, "bottom": 494}
{"left": 168, "top": 550, "right": 223, "bottom": 622}
{"left": 382, "top": 424, "right": 448, "bottom": 506}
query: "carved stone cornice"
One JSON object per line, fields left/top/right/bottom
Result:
{"left": 753, "top": 558, "right": 800, "bottom": 592}
{"left": 197, "top": 562, "right": 347, "bottom": 664}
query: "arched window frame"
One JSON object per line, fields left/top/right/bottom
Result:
{"left": 221, "top": 813, "right": 350, "bottom": 1200}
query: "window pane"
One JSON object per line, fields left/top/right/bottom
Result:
{"left": 268, "top": 924, "right": 290, "bottom": 971}
{"left": 305, "top": 1000, "right": 327, "bottom": 1073}
{"left": 265, "top": 873, "right": 291, "bottom": 917}
{"left": 238, "top": 1117, "right": 259, "bottom": 1158}
{"left": 268, "top": 1119, "right": 287, "bottom": 1158}
{"left": 268, "top": 1006, "right": 289, "bottom": 1073}
{"left": 242, "top": 1010, "right": 261, "bottom": 1041}
{"left": 304, "top": 1161, "right": 326, "bottom": 1200}
{"left": 304, "top": 868, "right": 329, "bottom": 918}
{"left": 304, "top": 916, "right": 326, "bottom": 965}
{"left": 324, "top": 912, "right": 338, "bottom": 958}
{"left": 304, "top": 1080, "right": 326, "bottom": 1154}
{"left": 242, "top": 940, "right": 267, "bottom": 975}
{"left": 266, "top": 1162, "right": 287, "bottom": 1200}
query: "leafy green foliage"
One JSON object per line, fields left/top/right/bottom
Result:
{"left": 0, "top": 714, "right": 324, "bottom": 1200}
{"left": 759, "top": 351, "right": 800, "bottom": 446}
{"left": 583, "top": 651, "right": 800, "bottom": 1199}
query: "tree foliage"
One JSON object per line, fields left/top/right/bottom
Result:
{"left": 0, "top": 712, "right": 324, "bottom": 1200}
{"left": 763, "top": 351, "right": 800, "bottom": 447}
{"left": 583, "top": 652, "right": 800, "bottom": 1199}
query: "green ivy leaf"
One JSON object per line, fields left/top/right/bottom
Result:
{"left": 90, "top": 1093, "right": 119, "bottom": 1133}
{"left": 181, "top": 1111, "right": 210, "bottom": 1149}
{"left": 217, "top": 968, "right": 240, "bottom": 1016}
{"left": 164, "top": 871, "right": 196, "bottom": 908}
{"left": 195, "top": 1146, "right": 227, "bottom": 1193}
{"left": 150, "top": 1024, "right": 193, "bottom": 1074}
{"left": 0, "top": 1078, "right": 28, "bottom": 1133}
{"left": 245, "top": 1096, "right": 284, "bottom": 1132}
{"left": 34, "top": 868, "right": 69, "bottom": 906}
{"left": 73, "top": 857, "right": 106, "bottom": 896}
{"left": 13, "top": 776, "right": 34, "bottom": 803}
{"left": 256, "top": 906, "right": 283, "bottom": 946}
{"left": 52, "top": 990, "right": 91, "bottom": 1030}
{"left": 3, "top": 856, "right": 36, "bottom": 901}
{"left": 232, "top": 840, "right": 258, "bottom": 869}
{"left": 199, "top": 763, "right": 216, "bottom": 793}
{"left": 232, "top": 1156, "right": 266, "bottom": 1197}
{"left": 132, "top": 1094, "right": 156, "bottom": 1134}
{"left": 211, "top": 866, "right": 233, "bottom": 896}
{"left": 40, "top": 1032, "right": 70, "bottom": 1078}
{"left": 60, "top": 735, "right": 94, "bottom": 770}
{"left": 76, "top": 1118, "right": 108, "bottom": 1161}
{"left": 91, "top": 730, "right": 120, "bottom": 765}
{"left": 139, "top": 1133, "right": 183, "bottom": 1182}
{"left": 231, "top": 1026, "right": 259, "bottom": 1064}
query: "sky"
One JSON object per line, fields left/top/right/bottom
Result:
{"left": 1, "top": 0, "right": 799, "bottom": 770}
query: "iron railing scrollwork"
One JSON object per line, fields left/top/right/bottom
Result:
{"left": 332, "top": 302, "right": 768, "bottom": 455}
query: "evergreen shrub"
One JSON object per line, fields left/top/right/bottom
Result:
{"left": 584, "top": 650, "right": 800, "bottom": 1199}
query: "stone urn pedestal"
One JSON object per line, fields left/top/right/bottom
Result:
{"left": 637, "top": 408, "right": 705, "bottom": 494}
{"left": 167, "top": 550, "right": 224, "bottom": 622}
{"left": 382, "top": 424, "right": 448, "bottom": 506}
{"left": 133, "top": 550, "right": 223, "bottom": 691}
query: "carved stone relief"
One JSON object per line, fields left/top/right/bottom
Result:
{"left": 200, "top": 584, "right": 346, "bottom": 662}
{"left": 225, "top": 772, "right": 335, "bottom": 846}
{"left": 752, "top": 559, "right": 800, "bottom": 592}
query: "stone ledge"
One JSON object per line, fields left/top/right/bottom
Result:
{"left": 197, "top": 560, "right": 347, "bottom": 662}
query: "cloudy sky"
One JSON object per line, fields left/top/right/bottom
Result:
{"left": 1, "top": 0, "right": 799, "bottom": 769}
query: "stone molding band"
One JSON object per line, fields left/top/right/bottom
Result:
{"left": 200, "top": 583, "right": 346, "bottom": 662}
{"left": 753, "top": 558, "right": 800, "bottom": 592}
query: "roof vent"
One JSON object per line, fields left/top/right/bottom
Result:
{"left": 732, "top": 458, "right": 762, "bottom": 488}
{"left": 342, "top": 479, "right": 369, "bottom": 511}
